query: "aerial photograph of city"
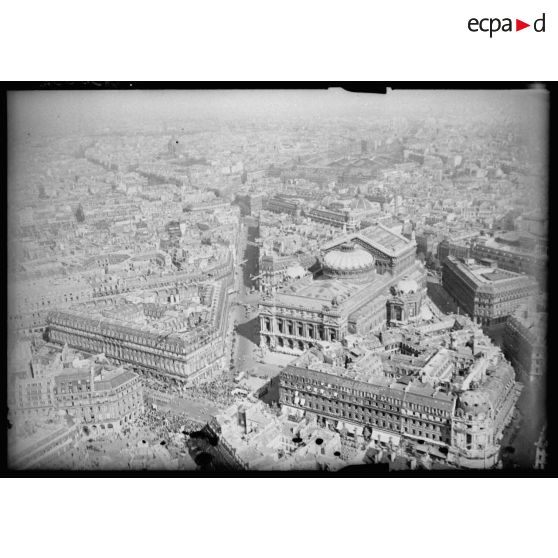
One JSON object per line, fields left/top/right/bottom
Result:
{"left": 6, "top": 86, "right": 548, "bottom": 472}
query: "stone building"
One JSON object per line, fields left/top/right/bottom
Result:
{"left": 471, "top": 237, "right": 547, "bottom": 284}
{"left": 46, "top": 279, "right": 231, "bottom": 384}
{"left": 321, "top": 242, "right": 377, "bottom": 284}
{"left": 442, "top": 256, "right": 538, "bottom": 326}
{"left": 257, "top": 253, "right": 306, "bottom": 294}
{"left": 9, "top": 347, "right": 144, "bottom": 434}
{"left": 534, "top": 425, "right": 547, "bottom": 470}
{"left": 451, "top": 364, "right": 517, "bottom": 468}
{"left": 503, "top": 303, "right": 546, "bottom": 382}
{"left": 437, "top": 238, "right": 472, "bottom": 264}
{"left": 259, "top": 224, "right": 425, "bottom": 355}
{"left": 9, "top": 419, "right": 80, "bottom": 470}
{"left": 386, "top": 278, "right": 424, "bottom": 325}
{"left": 51, "top": 366, "right": 144, "bottom": 432}
{"left": 265, "top": 196, "right": 301, "bottom": 216}
{"left": 278, "top": 338, "right": 520, "bottom": 469}
{"left": 304, "top": 206, "right": 360, "bottom": 231}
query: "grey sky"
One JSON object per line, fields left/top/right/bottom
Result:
{"left": 8, "top": 87, "right": 548, "bottom": 138}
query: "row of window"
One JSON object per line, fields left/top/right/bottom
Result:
{"left": 50, "top": 329, "right": 199, "bottom": 361}
{"left": 285, "top": 398, "right": 447, "bottom": 442}
{"left": 284, "top": 389, "right": 451, "bottom": 422}
{"left": 281, "top": 379, "right": 450, "bottom": 416}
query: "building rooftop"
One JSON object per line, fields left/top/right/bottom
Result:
{"left": 446, "top": 256, "right": 536, "bottom": 290}
{"left": 479, "top": 269, "right": 517, "bottom": 282}
{"left": 9, "top": 419, "right": 74, "bottom": 464}
{"left": 265, "top": 274, "right": 382, "bottom": 313}
{"left": 295, "top": 278, "right": 362, "bottom": 302}
{"left": 323, "top": 243, "right": 375, "bottom": 273}
{"left": 322, "top": 223, "right": 414, "bottom": 257}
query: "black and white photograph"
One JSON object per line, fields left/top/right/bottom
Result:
{"left": 1, "top": 0, "right": 557, "bottom": 554}
{"left": 5, "top": 86, "right": 549, "bottom": 473}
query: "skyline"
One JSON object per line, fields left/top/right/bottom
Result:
{"left": 8, "top": 87, "right": 549, "bottom": 138}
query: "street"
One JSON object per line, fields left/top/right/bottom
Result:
{"left": 426, "top": 277, "right": 460, "bottom": 315}
{"left": 500, "top": 377, "right": 546, "bottom": 469}
{"left": 228, "top": 217, "right": 295, "bottom": 382}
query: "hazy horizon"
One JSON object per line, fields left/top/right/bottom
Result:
{"left": 8, "top": 87, "right": 549, "bottom": 139}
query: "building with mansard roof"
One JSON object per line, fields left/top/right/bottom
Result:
{"left": 278, "top": 319, "right": 520, "bottom": 469}
{"left": 442, "top": 256, "right": 538, "bottom": 326}
{"left": 45, "top": 278, "right": 231, "bottom": 385}
{"left": 258, "top": 224, "right": 425, "bottom": 355}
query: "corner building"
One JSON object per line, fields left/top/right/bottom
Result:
{"left": 442, "top": 256, "right": 537, "bottom": 326}
{"left": 279, "top": 338, "right": 520, "bottom": 469}
{"left": 46, "top": 279, "right": 231, "bottom": 385}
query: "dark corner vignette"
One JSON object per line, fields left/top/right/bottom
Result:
{"left": 1, "top": 82, "right": 554, "bottom": 477}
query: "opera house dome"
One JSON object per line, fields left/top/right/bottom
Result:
{"left": 322, "top": 243, "right": 376, "bottom": 283}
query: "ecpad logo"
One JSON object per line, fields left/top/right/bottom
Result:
{"left": 468, "top": 13, "right": 546, "bottom": 37}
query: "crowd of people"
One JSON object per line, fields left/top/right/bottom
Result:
{"left": 182, "top": 378, "right": 237, "bottom": 407}
{"left": 139, "top": 369, "right": 248, "bottom": 413}
{"left": 132, "top": 406, "right": 203, "bottom": 437}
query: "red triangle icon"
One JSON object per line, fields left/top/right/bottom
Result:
{"left": 516, "top": 19, "right": 530, "bottom": 31}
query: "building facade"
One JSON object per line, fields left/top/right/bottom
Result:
{"left": 259, "top": 224, "right": 425, "bottom": 355}
{"left": 304, "top": 207, "right": 359, "bottom": 231}
{"left": 265, "top": 196, "right": 301, "bottom": 216}
{"left": 46, "top": 279, "right": 231, "bottom": 384}
{"left": 9, "top": 422, "right": 80, "bottom": 470}
{"left": 386, "top": 278, "right": 424, "bottom": 325}
{"left": 52, "top": 367, "right": 144, "bottom": 432}
{"left": 437, "top": 238, "right": 472, "bottom": 264}
{"left": 442, "top": 256, "right": 538, "bottom": 326}
{"left": 279, "top": 349, "right": 519, "bottom": 469}
{"left": 257, "top": 253, "right": 304, "bottom": 293}
{"left": 471, "top": 239, "right": 546, "bottom": 283}
{"left": 502, "top": 304, "right": 546, "bottom": 382}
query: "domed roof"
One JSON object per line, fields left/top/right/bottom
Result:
{"left": 396, "top": 278, "right": 419, "bottom": 294}
{"left": 457, "top": 390, "right": 491, "bottom": 417}
{"left": 286, "top": 264, "right": 306, "bottom": 279}
{"left": 323, "top": 243, "right": 375, "bottom": 272}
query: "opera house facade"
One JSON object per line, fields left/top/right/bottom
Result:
{"left": 258, "top": 224, "right": 426, "bottom": 354}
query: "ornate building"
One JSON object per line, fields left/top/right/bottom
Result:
{"left": 451, "top": 363, "right": 517, "bottom": 468}
{"left": 9, "top": 420, "right": 80, "bottom": 470}
{"left": 51, "top": 366, "right": 144, "bottom": 432}
{"left": 304, "top": 206, "right": 359, "bottom": 231}
{"left": 471, "top": 237, "right": 547, "bottom": 284}
{"left": 278, "top": 334, "right": 520, "bottom": 469}
{"left": 265, "top": 196, "right": 301, "bottom": 216}
{"left": 322, "top": 243, "right": 376, "bottom": 284}
{"left": 442, "top": 256, "right": 538, "bottom": 326}
{"left": 257, "top": 253, "right": 307, "bottom": 294}
{"left": 259, "top": 224, "right": 425, "bottom": 355}
{"left": 9, "top": 346, "right": 144, "bottom": 433}
{"left": 386, "top": 278, "right": 424, "bottom": 325}
{"left": 46, "top": 279, "right": 231, "bottom": 384}
{"left": 503, "top": 303, "right": 546, "bottom": 382}
{"left": 437, "top": 238, "right": 472, "bottom": 264}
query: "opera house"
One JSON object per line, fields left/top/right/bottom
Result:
{"left": 258, "top": 224, "right": 426, "bottom": 354}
